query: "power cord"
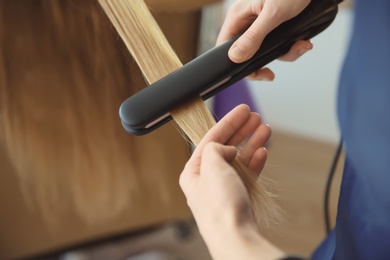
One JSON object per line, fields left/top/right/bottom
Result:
{"left": 324, "top": 138, "right": 343, "bottom": 235}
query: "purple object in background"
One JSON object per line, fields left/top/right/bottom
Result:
{"left": 212, "top": 79, "right": 261, "bottom": 121}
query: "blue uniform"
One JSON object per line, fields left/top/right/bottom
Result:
{"left": 313, "top": 0, "right": 390, "bottom": 259}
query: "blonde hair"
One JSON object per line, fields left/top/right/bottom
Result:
{"left": 0, "top": 0, "right": 189, "bottom": 224}
{"left": 99, "top": 0, "right": 281, "bottom": 227}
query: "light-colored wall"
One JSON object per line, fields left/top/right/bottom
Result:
{"left": 249, "top": 9, "right": 353, "bottom": 144}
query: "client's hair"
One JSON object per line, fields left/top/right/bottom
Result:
{"left": 0, "top": 0, "right": 189, "bottom": 224}
{"left": 98, "top": 0, "right": 281, "bottom": 228}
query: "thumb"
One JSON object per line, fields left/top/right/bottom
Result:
{"left": 228, "top": 6, "right": 286, "bottom": 63}
{"left": 202, "top": 142, "right": 237, "bottom": 170}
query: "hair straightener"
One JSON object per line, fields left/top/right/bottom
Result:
{"left": 120, "top": 0, "right": 342, "bottom": 136}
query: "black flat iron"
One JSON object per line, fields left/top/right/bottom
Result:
{"left": 120, "top": 0, "right": 342, "bottom": 135}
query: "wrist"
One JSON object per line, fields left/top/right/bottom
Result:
{"left": 202, "top": 217, "right": 285, "bottom": 260}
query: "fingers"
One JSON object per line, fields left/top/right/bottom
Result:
{"left": 239, "top": 124, "right": 271, "bottom": 164}
{"left": 238, "top": 124, "right": 271, "bottom": 164}
{"left": 226, "top": 112, "right": 261, "bottom": 146}
{"left": 183, "top": 104, "right": 270, "bottom": 184}
{"left": 185, "top": 104, "right": 250, "bottom": 178}
{"left": 245, "top": 41, "right": 312, "bottom": 82}
{"left": 181, "top": 142, "right": 238, "bottom": 193}
{"left": 216, "top": 1, "right": 255, "bottom": 46}
{"left": 278, "top": 40, "right": 313, "bottom": 62}
{"left": 201, "top": 143, "right": 240, "bottom": 185}
{"left": 195, "top": 104, "right": 251, "bottom": 154}
{"left": 198, "top": 105, "right": 270, "bottom": 167}
{"left": 229, "top": 35, "right": 312, "bottom": 65}
{"left": 187, "top": 104, "right": 251, "bottom": 168}
{"left": 248, "top": 147, "right": 268, "bottom": 175}
{"left": 203, "top": 142, "right": 238, "bottom": 169}
{"left": 246, "top": 67, "right": 275, "bottom": 81}
{"left": 238, "top": 123, "right": 271, "bottom": 175}
{"left": 217, "top": 0, "right": 312, "bottom": 64}
{"left": 228, "top": 13, "right": 280, "bottom": 62}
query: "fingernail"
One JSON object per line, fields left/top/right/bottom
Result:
{"left": 229, "top": 45, "right": 246, "bottom": 61}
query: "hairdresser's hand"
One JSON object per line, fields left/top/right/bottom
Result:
{"left": 180, "top": 104, "right": 270, "bottom": 230}
{"left": 217, "top": 0, "right": 312, "bottom": 81}
{"left": 179, "top": 105, "right": 283, "bottom": 260}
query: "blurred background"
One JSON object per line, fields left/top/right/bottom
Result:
{"left": 0, "top": 0, "right": 352, "bottom": 259}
